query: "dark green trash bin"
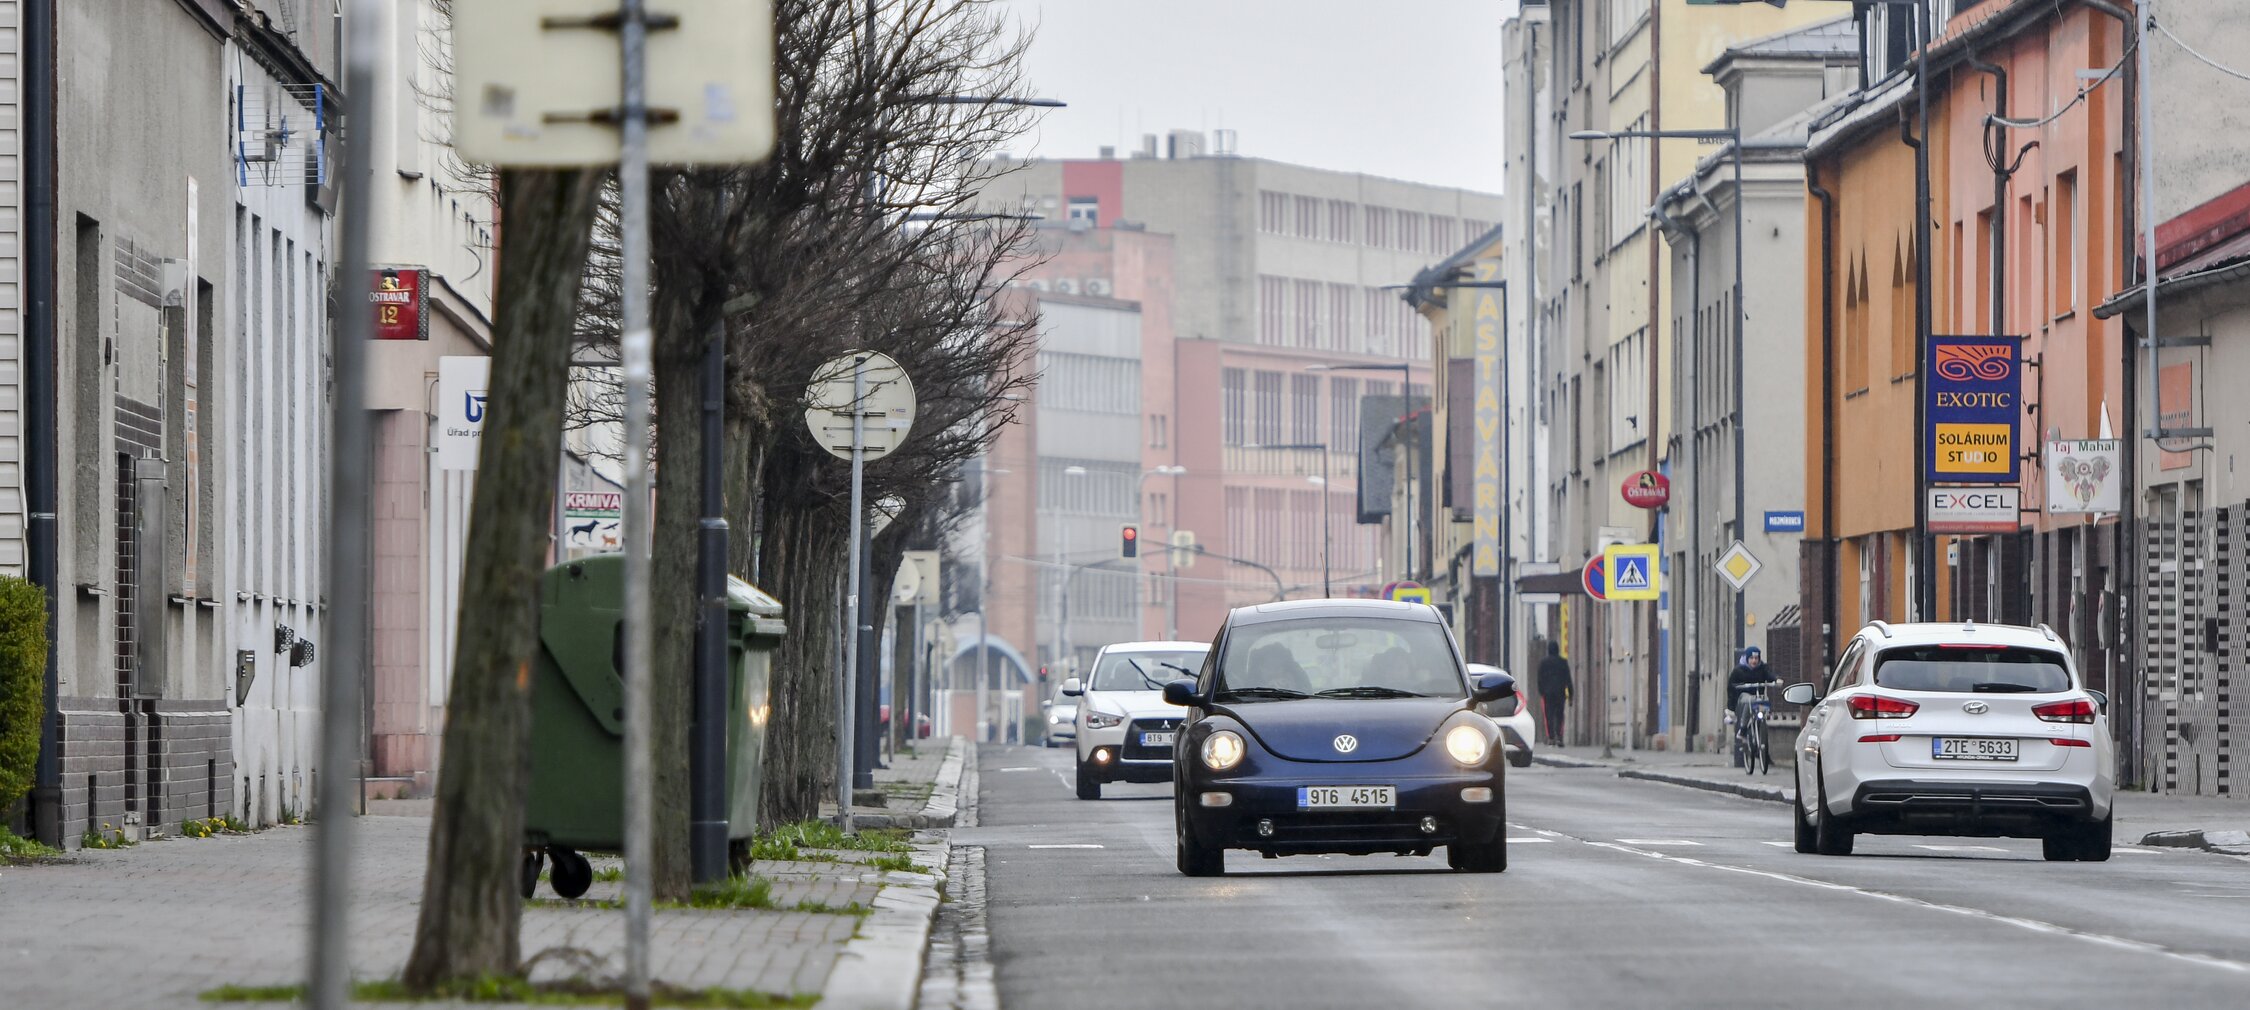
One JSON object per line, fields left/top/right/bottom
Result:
{"left": 520, "top": 553, "right": 784, "bottom": 898}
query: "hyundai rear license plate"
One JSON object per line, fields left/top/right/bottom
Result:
{"left": 1932, "top": 737, "right": 2018, "bottom": 761}
{"left": 1140, "top": 731, "right": 1176, "bottom": 747}
{"left": 1297, "top": 785, "right": 1396, "bottom": 809}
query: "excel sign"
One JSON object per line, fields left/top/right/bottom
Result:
{"left": 1925, "top": 336, "right": 2020, "bottom": 483}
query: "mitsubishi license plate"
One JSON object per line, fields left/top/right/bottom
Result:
{"left": 1139, "top": 731, "right": 1176, "bottom": 747}
{"left": 1932, "top": 737, "right": 2018, "bottom": 761}
{"left": 1297, "top": 785, "right": 1396, "bottom": 809}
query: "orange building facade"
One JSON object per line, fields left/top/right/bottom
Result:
{"left": 1801, "top": 2, "right": 2132, "bottom": 697}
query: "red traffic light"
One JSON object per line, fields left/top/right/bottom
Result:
{"left": 1120, "top": 524, "right": 1139, "bottom": 558}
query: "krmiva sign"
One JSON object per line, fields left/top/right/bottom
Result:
{"left": 1925, "top": 336, "right": 2021, "bottom": 483}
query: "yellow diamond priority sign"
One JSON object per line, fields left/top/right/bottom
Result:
{"left": 1715, "top": 540, "right": 1762, "bottom": 592}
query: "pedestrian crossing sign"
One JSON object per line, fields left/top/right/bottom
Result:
{"left": 1603, "top": 543, "right": 1661, "bottom": 601}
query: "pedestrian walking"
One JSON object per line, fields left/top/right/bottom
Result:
{"left": 1535, "top": 641, "right": 1572, "bottom": 747}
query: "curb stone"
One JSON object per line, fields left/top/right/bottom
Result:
{"left": 820, "top": 738, "right": 973, "bottom": 1010}
{"left": 1616, "top": 767, "right": 1792, "bottom": 805}
{"left": 2139, "top": 828, "right": 2250, "bottom": 855}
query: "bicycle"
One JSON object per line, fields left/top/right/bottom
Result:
{"left": 1728, "top": 681, "right": 1779, "bottom": 775}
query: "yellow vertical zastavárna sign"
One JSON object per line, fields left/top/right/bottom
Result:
{"left": 1603, "top": 543, "right": 1661, "bottom": 601}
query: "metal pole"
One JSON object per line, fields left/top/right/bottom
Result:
{"left": 690, "top": 313, "right": 728, "bottom": 882}
{"left": 1912, "top": 0, "right": 1937, "bottom": 621}
{"left": 839, "top": 355, "right": 866, "bottom": 832}
{"left": 618, "top": 0, "right": 657, "bottom": 1000}
{"left": 2134, "top": 0, "right": 2158, "bottom": 785}
{"left": 311, "top": 3, "right": 377, "bottom": 1006}
{"left": 1321, "top": 448, "right": 1332, "bottom": 597}
{"left": 1731, "top": 139, "right": 1747, "bottom": 652}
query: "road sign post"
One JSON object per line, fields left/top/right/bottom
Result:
{"left": 453, "top": 0, "right": 777, "bottom": 991}
{"left": 805, "top": 351, "right": 917, "bottom": 834}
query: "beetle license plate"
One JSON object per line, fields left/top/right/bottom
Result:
{"left": 1140, "top": 732, "right": 1176, "bottom": 747}
{"left": 1297, "top": 785, "right": 1396, "bottom": 809}
{"left": 1932, "top": 737, "right": 2018, "bottom": 761}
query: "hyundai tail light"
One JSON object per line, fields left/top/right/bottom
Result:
{"left": 2033, "top": 699, "right": 2096, "bottom": 724}
{"left": 1846, "top": 694, "right": 1919, "bottom": 720}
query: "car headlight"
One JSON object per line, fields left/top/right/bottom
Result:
{"left": 1084, "top": 710, "right": 1124, "bottom": 729}
{"left": 1201, "top": 730, "right": 1246, "bottom": 771}
{"left": 1445, "top": 724, "right": 1490, "bottom": 766}
{"left": 1047, "top": 714, "right": 1061, "bottom": 725}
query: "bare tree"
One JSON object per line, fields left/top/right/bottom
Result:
{"left": 403, "top": 169, "right": 607, "bottom": 989}
{"left": 565, "top": 0, "right": 1049, "bottom": 858}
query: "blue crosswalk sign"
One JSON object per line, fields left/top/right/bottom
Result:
{"left": 1602, "top": 543, "right": 1662, "bottom": 601}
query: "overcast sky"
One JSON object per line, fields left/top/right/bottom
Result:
{"left": 994, "top": 0, "right": 1509, "bottom": 194}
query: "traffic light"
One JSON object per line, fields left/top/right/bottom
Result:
{"left": 1120, "top": 523, "right": 1139, "bottom": 558}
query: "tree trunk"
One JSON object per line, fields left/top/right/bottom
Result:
{"left": 724, "top": 412, "right": 764, "bottom": 580}
{"left": 756, "top": 490, "right": 846, "bottom": 826}
{"left": 647, "top": 299, "right": 709, "bottom": 900}
{"left": 403, "top": 168, "right": 605, "bottom": 990}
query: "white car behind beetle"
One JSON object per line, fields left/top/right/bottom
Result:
{"left": 1064, "top": 640, "right": 1209, "bottom": 799}
{"left": 1467, "top": 663, "right": 1535, "bottom": 768}
{"left": 1786, "top": 621, "right": 2115, "bottom": 861}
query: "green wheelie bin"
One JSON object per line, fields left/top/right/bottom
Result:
{"left": 520, "top": 553, "right": 785, "bottom": 898}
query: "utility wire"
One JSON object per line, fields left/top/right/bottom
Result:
{"left": 2155, "top": 19, "right": 2250, "bottom": 85}
{"left": 1988, "top": 35, "right": 2135, "bottom": 130}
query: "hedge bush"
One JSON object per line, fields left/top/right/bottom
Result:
{"left": 0, "top": 575, "right": 47, "bottom": 815}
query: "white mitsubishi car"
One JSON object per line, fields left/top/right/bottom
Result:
{"left": 1063, "top": 640, "right": 1209, "bottom": 799}
{"left": 1785, "top": 621, "right": 2115, "bottom": 861}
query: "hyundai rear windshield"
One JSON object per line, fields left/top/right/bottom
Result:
{"left": 1872, "top": 645, "right": 2072, "bottom": 693}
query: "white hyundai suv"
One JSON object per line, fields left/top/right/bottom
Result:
{"left": 1063, "top": 640, "right": 1208, "bottom": 800}
{"left": 1785, "top": 621, "right": 2115, "bottom": 861}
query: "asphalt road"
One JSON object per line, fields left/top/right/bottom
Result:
{"left": 953, "top": 743, "right": 2250, "bottom": 1009}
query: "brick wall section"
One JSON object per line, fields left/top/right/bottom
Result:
{"left": 54, "top": 704, "right": 126, "bottom": 846}
{"left": 153, "top": 704, "right": 233, "bottom": 827}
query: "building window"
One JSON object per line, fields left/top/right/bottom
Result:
{"left": 1253, "top": 370, "right": 1284, "bottom": 445}
{"left": 1222, "top": 368, "right": 1247, "bottom": 445}
{"left": 1365, "top": 207, "right": 1391, "bottom": 249}
{"left": 1294, "top": 280, "right": 1320, "bottom": 347}
{"left": 1258, "top": 275, "right": 1286, "bottom": 345}
{"left": 1294, "top": 195, "right": 1320, "bottom": 238}
{"left": 1037, "top": 351, "right": 1140, "bottom": 414}
{"left": 1259, "top": 191, "right": 1286, "bottom": 234}
{"left": 1330, "top": 377, "right": 1360, "bottom": 450}
{"left": 1891, "top": 231, "right": 1915, "bottom": 380}
{"left": 2055, "top": 170, "right": 2078, "bottom": 315}
{"left": 1291, "top": 374, "right": 1320, "bottom": 444}
{"left": 1066, "top": 196, "right": 1098, "bottom": 225}
{"left": 1606, "top": 122, "right": 1648, "bottom": 249}
{"left": 1226, "top": 487, "right": 1248, "bottom": 559}
{"left": 1845, "top": 248, "right": 1869, "bottom": 393}
{"left": 1149, "top": 413, "right": 1167, "bottom": 449}
{"left": 1037, "top": 459, "right": 1138, "bottom": 515}
{"left": 1329, "top": 199, "right": 1356, "bottom": 243}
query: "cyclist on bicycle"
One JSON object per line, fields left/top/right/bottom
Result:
{"left": 1726, "top": 646, "right": 1774, "bottom": 719}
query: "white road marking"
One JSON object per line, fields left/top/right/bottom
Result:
{"left": 1569, "top": 834, "right": 2250, "bottom": 976}
{"left": 1616, "top": 838, "right": 1702, "bottom": 846}
{"left": 1506, "top": 838, "right": 1552, "bottom": 844}
{"left": 1914, "top": 844, "right": 2008, "bottom": 853}
{"left": 997, "top": 766, "right": 1041, "bottom": 772}
{"left": 1028, "top": 844, "right": 1104, "bottom": 849}
{"left": 1759, "top": 841, "right": 1795, "bottom": 848}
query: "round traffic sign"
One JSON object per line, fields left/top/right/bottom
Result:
{"left": 804, "top": 351, "right": 917, "bottom": 462}
{"left": 1582, "top": 557, "right": 1607, "bottom": 601}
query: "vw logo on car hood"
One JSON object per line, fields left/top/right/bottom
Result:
{"left": 1332, "top": 734, "right": 1359, "bottom": 754}
{"left": 1962, "top": 700, "right": 1990, "bottom": 715}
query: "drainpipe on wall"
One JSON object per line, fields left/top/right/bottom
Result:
{"left": 1809, "top": 172, "right": 1838, "bottom": 679}
{"left": 25, "top": 0, "right": 61, "bottom": 845}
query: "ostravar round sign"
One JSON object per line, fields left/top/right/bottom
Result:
{"left": 1621, "top": 469, "right": 1670, "bottom": 510}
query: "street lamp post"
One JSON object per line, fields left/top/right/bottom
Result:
{"left": 1248, "top": 444, "right": 1330, "bottom": 596}
{"left": 1308, "top": 362, "right": 1419, "bottom": 578}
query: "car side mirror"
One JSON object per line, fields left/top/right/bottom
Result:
{"left": 1469, "top": 671, "right": 1516, "bottom": 704}
{"left": 1059, "top": 678, "right": 1084, "bottom": 698}
{"left": 2087, "top": 689, "right": 2108, "bottom": 713}
{"left": 1780, "top": 683, "right": 1817, "bottom": 706}
{"left": 1161, "top": 678, "right": 1202, "bottom": 708}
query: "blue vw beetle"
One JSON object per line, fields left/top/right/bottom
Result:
{"left": 1165, "top": 599, "right": 1515, "bottom": 876}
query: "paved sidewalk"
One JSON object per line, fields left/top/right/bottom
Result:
{"left": 0, "top": 736, "right": 972, "bottom": 1008}
{"left": 1530, "top": 741, "right": 2250, "bottom": 852}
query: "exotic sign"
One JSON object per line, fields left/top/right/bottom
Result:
{"left": 1927, "top": 486, "right": 2021, "bottom": 534}
{"left": 1621, "top": 469, "right": 1670, "bottom": 510}
{"left": 1470, "top": 257, "right": 1504, "bottom": 577}
{"left": 372, "top": 266, "right": 430, "bottom": 341}
{"left": 1926, "top": 336, "right": 2021, "bottom": 483}
{"left": 2047, "top": 439, "right": 2122, "bottom": 514}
